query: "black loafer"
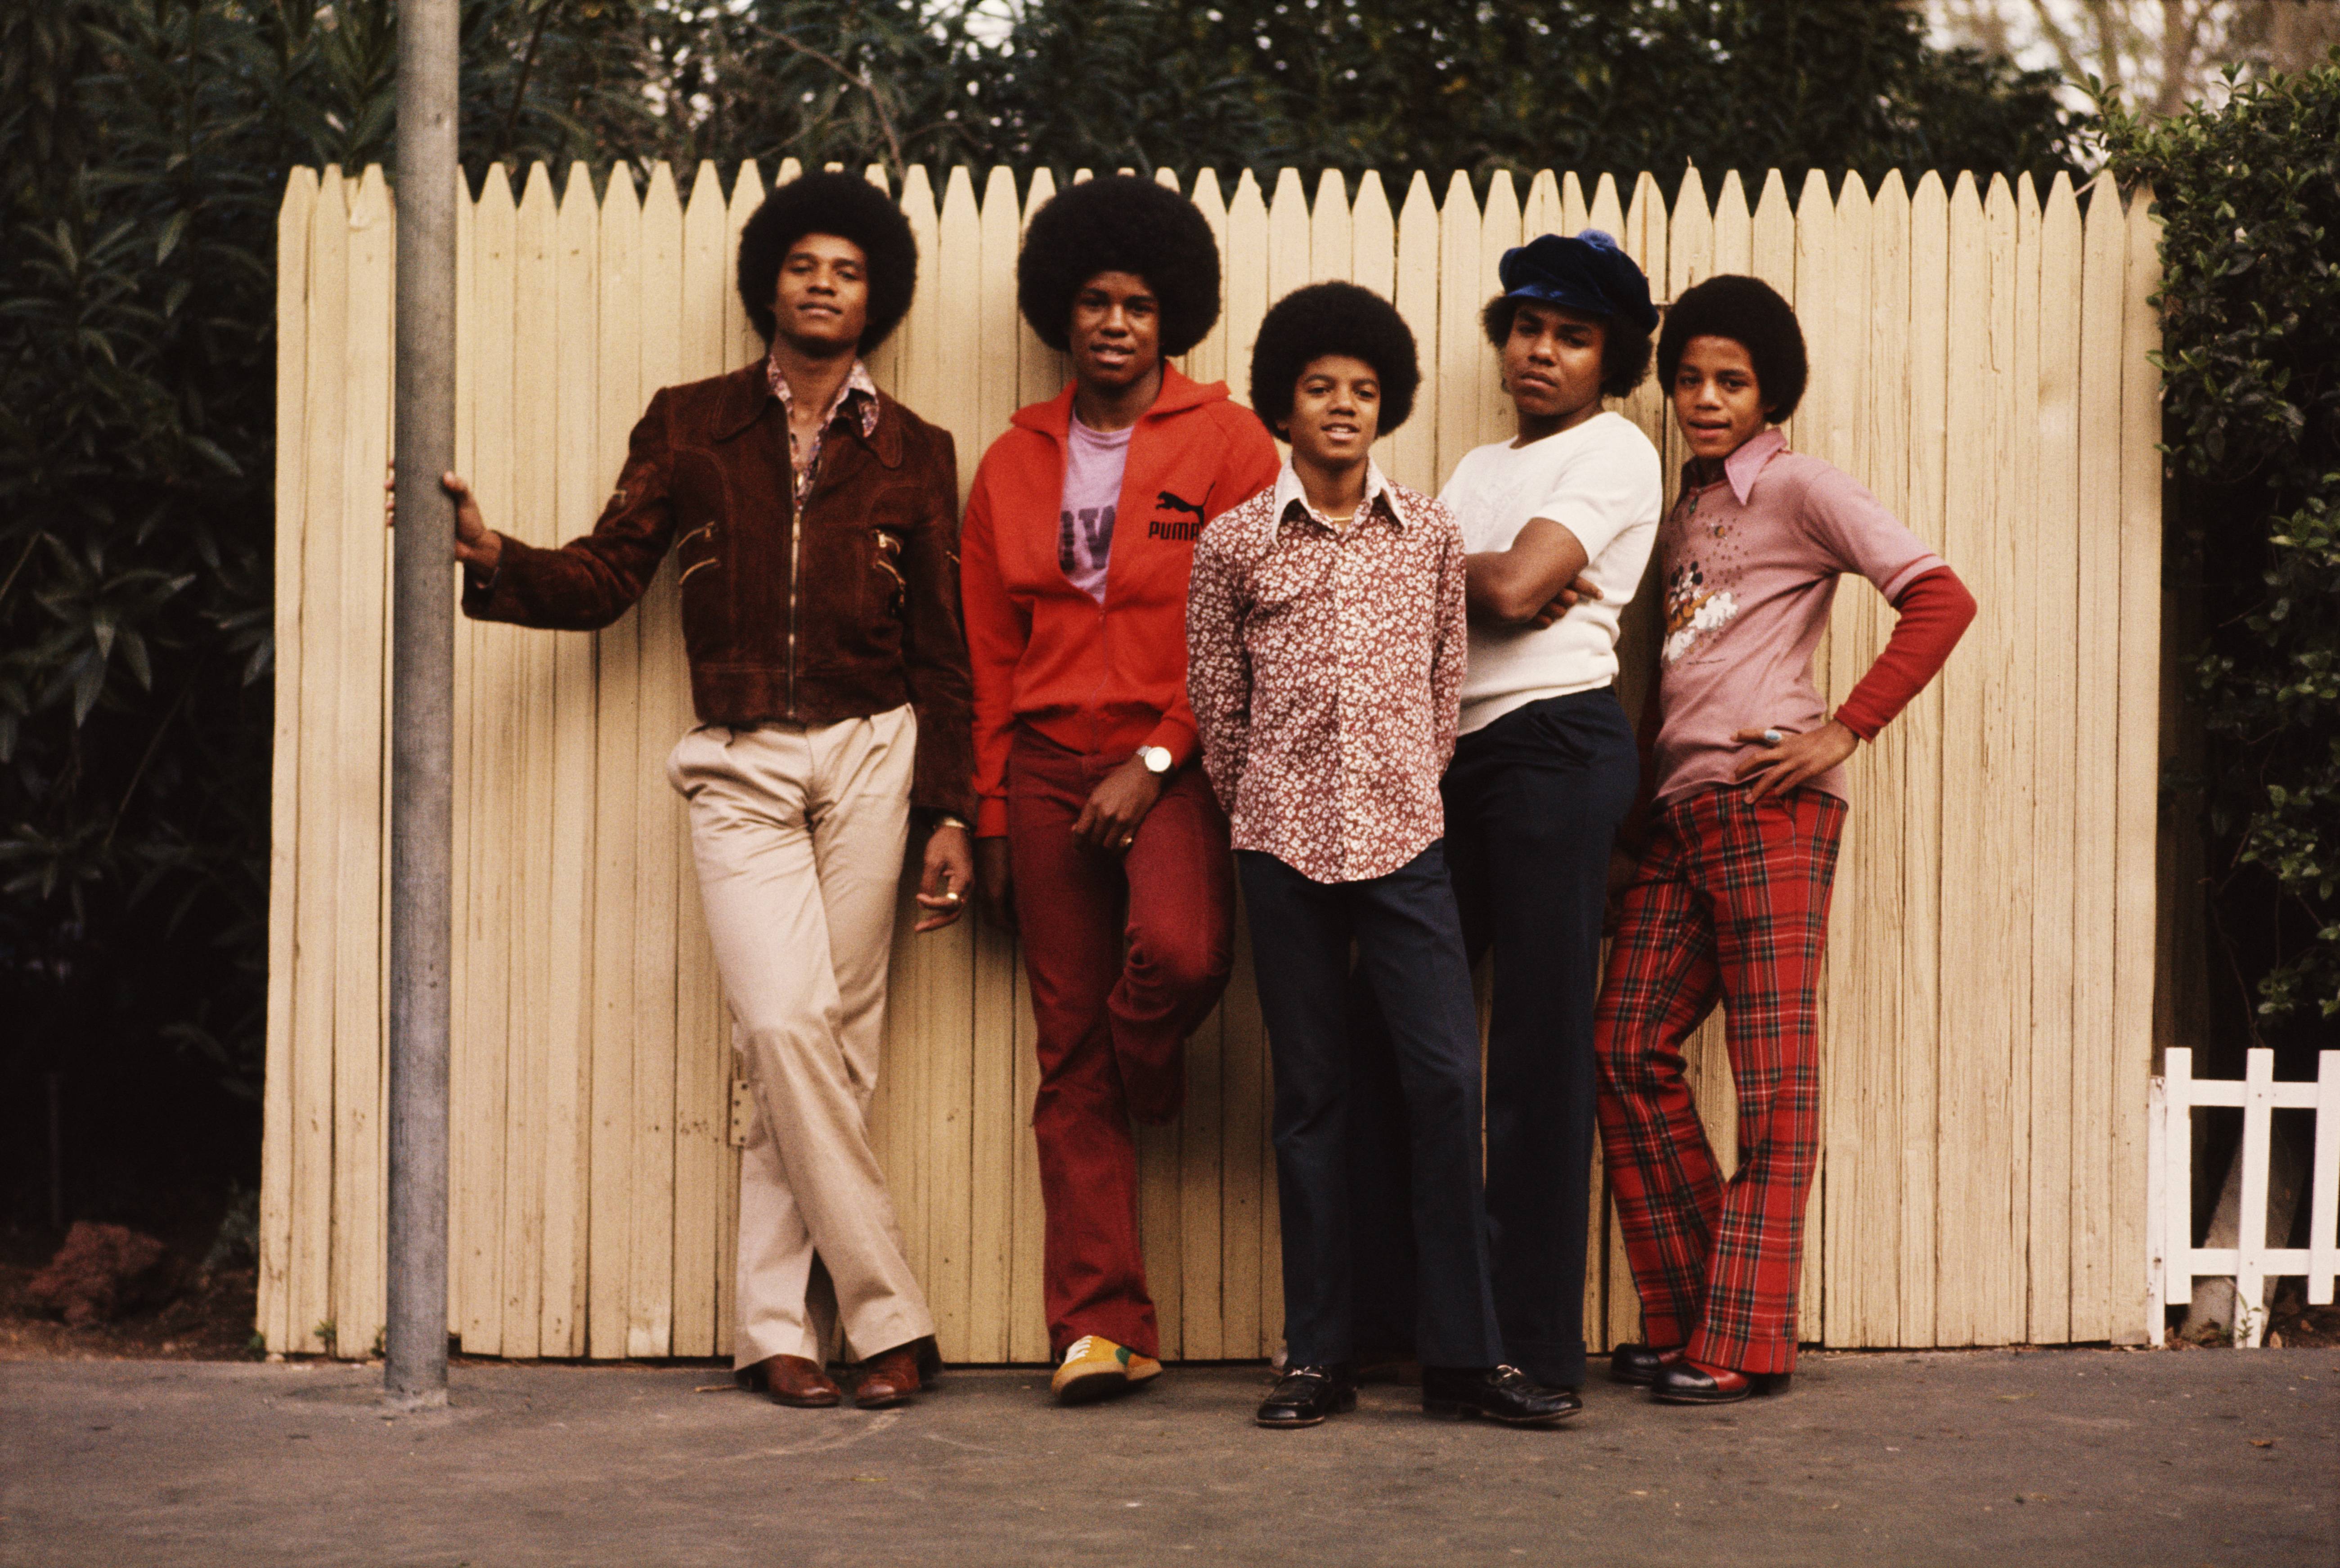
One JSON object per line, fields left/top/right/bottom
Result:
{"left": 1256, "top": 1363, "right": 1357, "bottom": 1428}
{"left": 1650, "top": 1360, "right": 1791, "bottom": 1405}
{"left": 1421, "top": 1364, "right": 1582, "bottom": 1427}
{"left": 1609, "top": 1343, "right": 1682, "bottom": 1386}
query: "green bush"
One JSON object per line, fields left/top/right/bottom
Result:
{"left": 2100, "top": 57, "right": 2340, "bottom": 1035}
{"left": 0, "top": 0, "right": 629, "bottom": 1222}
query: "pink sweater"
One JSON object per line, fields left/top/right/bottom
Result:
{"left": 1651, "top": 430, "right": 1974, "bottom": 805}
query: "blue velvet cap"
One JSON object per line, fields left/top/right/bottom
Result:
{"left": 1496, "top": 229, "right": 1658, "bottom": 335}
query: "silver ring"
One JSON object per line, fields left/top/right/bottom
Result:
{"left": 1761, "top": 728, "right": 1783, "bottom": 748}
{"left": 941, "top": 888, "right": 964, "bottom": 905}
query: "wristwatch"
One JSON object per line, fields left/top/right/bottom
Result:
{"left": 1137, "top": 745, "right": 1173, "bottom": 777}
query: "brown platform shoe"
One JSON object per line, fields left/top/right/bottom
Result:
{"left": 851, "top": 1344, "right": 926, "bottom": 1409}
{"left": 734, "top": 1354, "right": 841, "bottom": 1408}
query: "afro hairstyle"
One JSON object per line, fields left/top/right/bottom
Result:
{"left": 1656, "top": 274, "right": 1809, "bottom": 421}
{"left": 1480, "top": 295, "right": 1655, "bottom": 399}
{"left": 1016, "top": 175, "right": 1221, "bottom": 356}
{"left": 1247, "top": 281, "right": 1420, "bottom": 439}
{"left": 735, "top": 171, "right": 918, "bottom": 354}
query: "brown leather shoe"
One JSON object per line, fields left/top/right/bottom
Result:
{"left": 734, "top": 1354, "right": 841, "bottom": 1408}
{"left": 852, "top": 1344, "right": 924, "bottom": 1409}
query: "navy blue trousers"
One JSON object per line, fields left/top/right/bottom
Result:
{"left": 1237, "top": 843, "right": 1503, "bottom": 1371}
{"left": 1352, "top": 688, "right": 1639, "bottom": 1387}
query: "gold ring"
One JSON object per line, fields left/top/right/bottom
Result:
{"left": 942, "top": 888, "right": 964, "bottom": 905}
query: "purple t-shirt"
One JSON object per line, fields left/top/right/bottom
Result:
{"left": 1057, "top": 414, "right": 1132, "bottom": 603}
{"left": 1654, "top": 430, "right": 1944, "bottom": 805}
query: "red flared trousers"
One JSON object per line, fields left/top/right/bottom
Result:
{"left": 1595, "top": 784, "right": 1845, "bottom": 1376}
{"left": 1005, "top": 727, "right": 1234, "bottom": 1358}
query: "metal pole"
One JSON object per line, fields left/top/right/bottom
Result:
{"left": 46, "top": 1070, "right": 64, "bottom": 1232}
{"left": 385, "top": 0, "right": 458, "bottom": 1411}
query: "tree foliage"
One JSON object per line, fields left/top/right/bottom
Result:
{"left": 2099, "top": 56, "right": 2340, "bottom": 1038}
{"left": 970, "top": 0, "right": 2076, "bottom": 188}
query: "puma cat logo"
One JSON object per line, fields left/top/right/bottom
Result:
{"left": 1149, "top": 488, "right": 1209, "bottom": 541}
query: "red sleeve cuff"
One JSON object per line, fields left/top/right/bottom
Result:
{"left": 1142, "top": 718, "right": 1199, "bottom": 771}
{"left": 1835, "top": 566, "right": 1976, "bottom": 739}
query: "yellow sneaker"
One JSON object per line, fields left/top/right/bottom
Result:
{"left": 1050, "top": 1335, "right": 1161, "bottom": 1404}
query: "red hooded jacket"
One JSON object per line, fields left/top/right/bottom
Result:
{"left": 960, "top": 366, "right": 1280, "bottom": 836}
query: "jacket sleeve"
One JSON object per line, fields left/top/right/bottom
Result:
{"left": 1140, "top": 414, "right": 1283, "bottom": 769}
{"left": 899, "top": 427, "right": 979, "bottom": 819}
{"left": 463, "top": 388, "right": 678, "bottom": 631}
{"left": 958, "top": 461, "right": 1031, "bottom": 838}
{"left": 1184, "top": 526, "right": 1251, "bottom": 818}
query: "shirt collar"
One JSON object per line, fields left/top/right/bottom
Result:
{"left": 1271, "top": 457, "right": 1396, "bottom": 532}
{"left": 766, "top": 352, "right": 881, "bottom": 439}
{"left": 1715, "top": 427, "right": 1787, "bottom": 505}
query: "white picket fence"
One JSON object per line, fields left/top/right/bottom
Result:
{"left": 2149, "top": 1048, "right": 2340, "bottom": 1344}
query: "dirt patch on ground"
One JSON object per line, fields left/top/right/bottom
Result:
{"left": 2268, "top": 1290, "right": 2340, "bottom": 1349}
{"left": 0, "top": 1226, "right": 259, "bottom": 1362}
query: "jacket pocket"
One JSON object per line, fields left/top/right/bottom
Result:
{"left": 676, "top": 520, "right": 719, "bottom": 582}
{"left": 868, "top": 526, "right": 907, "bottom": 617}
{"left": 674, "top": 515, "right": 730, "bottom": 665}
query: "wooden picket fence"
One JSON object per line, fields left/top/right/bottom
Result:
{"left": 260, "top": 159, "right": 2165, "bottom": 1362}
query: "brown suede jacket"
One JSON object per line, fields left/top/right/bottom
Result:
{"left": 462, "top": 360, "right": 975, "bottom": 818}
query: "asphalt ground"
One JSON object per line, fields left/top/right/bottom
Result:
{"left": 3, "top": 1347, "right": 2334, "bottom": 1566}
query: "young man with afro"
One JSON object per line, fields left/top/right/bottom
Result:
{"left": 1599, "top": 274, "right": 1974, "bottom": 1405}
{"left": 1347, "top": 230, "right": 1663, "bottom": 1402}
{"left": 958, "top": 175, "right": 1280, "bottom": 1406}
{"left": 1187, "top": 281, "right": 1578, "bottom": 1431}
{"left": 434, "top": 171, "right": 973, "bottom": 1411}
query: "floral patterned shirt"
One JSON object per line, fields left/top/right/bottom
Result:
{"left": 1186, "top": 459, "right": 1468, "bottom": 884}
{"left": 767, "top": 351, "right": 880, "bottom": 506}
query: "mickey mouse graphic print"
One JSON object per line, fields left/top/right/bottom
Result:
{"left": 1649, "top": 429, "right": 1946, "bottom": 807}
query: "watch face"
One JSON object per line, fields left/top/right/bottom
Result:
{"left": 1142, "top": 746, "right": 1172, "bottom": 774}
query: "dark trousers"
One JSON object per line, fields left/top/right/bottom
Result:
{"left": 1008, "top": 726, "right": 1235, "bottom": 1358}
{"left": 1237, "top": 843, "right": 1502, "bottom": 1371}
{"left": 1352, "top": 688, "right": 1638, "bottom": 1387}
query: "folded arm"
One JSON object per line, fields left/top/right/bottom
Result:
{"left": 1465, "top": 515, "right": 1592, "bottom": 627}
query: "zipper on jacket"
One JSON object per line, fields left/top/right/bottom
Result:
{"left": 786, "top": 488, "right": 801, "bottom": 717}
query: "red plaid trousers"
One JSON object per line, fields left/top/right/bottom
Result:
{"left": 1594, "top": 784, "right": 1845, "bottom": 1376}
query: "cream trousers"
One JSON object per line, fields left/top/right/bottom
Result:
{"left": 667, "top": 708, "right": 934, "bottom": 1367}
